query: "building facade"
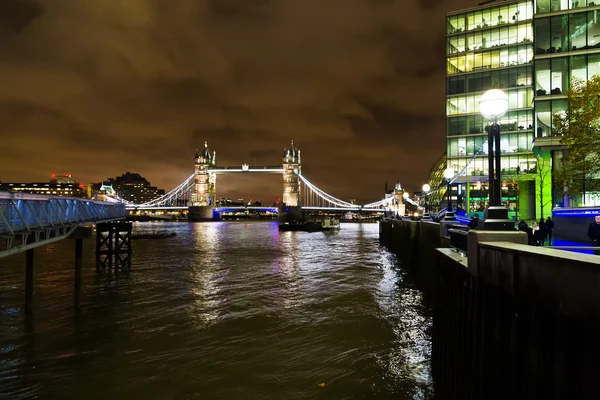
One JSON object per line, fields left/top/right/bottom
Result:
{"left": 446, "top": 0, "right": 536, "bottom": 218}
{"left": 446, "top": 0, "right": 600, "bottom": 218}
{"left": 93, "top": 172, "right": 165, "bottom": 204}
{"left": 0, "top": 175, "right": 87, "bottom": 197}
{"left": 532, "top": 0, "right": 600, "bottom": 207}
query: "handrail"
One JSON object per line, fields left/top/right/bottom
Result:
{"left": 448, "top": 228, "right": 469, "bottom": 253}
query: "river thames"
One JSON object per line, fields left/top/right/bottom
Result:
{"left": 0, "top": 222, "right": 433, "bottom": 399}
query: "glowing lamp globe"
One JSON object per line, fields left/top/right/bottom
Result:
{"left": 403, "top": 192, "right": 409, "bottom": 200}
{"left": 444, "top": 167, "right": 454, "bottom": 181}
{"left": 479, "top": 89, "right": 508, "bottom": 120}
{"left": 422, "top": 184, "right": 430, "bottom": 193}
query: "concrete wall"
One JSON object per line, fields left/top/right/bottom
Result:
{"left": 434, "top": 242, "right": 600, "bottom": 399}
{"left": 478, "top": 242, "right": 600, "bottom": 319}
{"left": 379, "top": 218, "right": 449, "bottom": 299}
{"left": 381, "top": 217, "right": 600, "bottom": 398}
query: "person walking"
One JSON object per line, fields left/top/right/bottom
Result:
{"left": 587, "top": 215, "right": 600, "bottom": 255}
{"left": 530, "top": 221, "right": 542, "bottom": 246}
{"left": 545, "top": 217, "right": 554, "bottom": 245}
{"left": 538, "top": 218, "right": 547, "bottom": 245}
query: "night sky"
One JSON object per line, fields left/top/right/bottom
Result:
{"left": 0, "top": 0, "right": 478, "bottom": 204}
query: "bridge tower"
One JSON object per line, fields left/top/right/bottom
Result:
{"left": 393, "top": 182, "right": 406, "bottom": 217}
{"left": 282, "top": 141, "right": 301, "bottom": 206}
{"left": 192, "top": 142, "right": 217, "bottom": 207}
{"left": 191, "top": 142, "right": 216, "bottom": 207}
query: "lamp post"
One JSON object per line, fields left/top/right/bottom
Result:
{"left": 422, "top": 184, "right": 430, "bottom": 219}
{"left": 402, "top": 192, "right": 409, "bottom": 216}
{"left": 479, "top": 89, "right": 513, "bottom": 229}
{"left": 443, "top": 168, "right": 455, "bottom": 220}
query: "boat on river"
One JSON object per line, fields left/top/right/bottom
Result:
{"left": 132, "top": 231, "right": 177, "bottom": 240}
{"left": 279, "top": 217, "right": 340, "bottom": 232}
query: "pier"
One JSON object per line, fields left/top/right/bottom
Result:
{"left": 0, "top": 192, "right": 127, "bottom": 313}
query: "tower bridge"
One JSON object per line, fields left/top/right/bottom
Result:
{"left": 123, "top": 141, "right": 417, "bottom": 221}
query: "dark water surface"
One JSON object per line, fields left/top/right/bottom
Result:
{"left": 0, "top": 222, "right": 432, "bottom": 399}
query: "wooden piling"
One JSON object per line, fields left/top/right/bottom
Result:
{"left": 25, "top": 248, "right": 34, "bottom": 315}
{"left": 74, "top": 238, "right": 83, "bottom": 310}
{"left": 96, "top": 222, "right": 132, "bottom": 271}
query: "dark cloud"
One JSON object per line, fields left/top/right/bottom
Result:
{"left": 0, "top": 0, "right": 478, "bottom": 203}
{"left": 0, "top": 0, "right": 43, "bottom": 33}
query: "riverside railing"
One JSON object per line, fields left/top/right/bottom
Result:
{"left": 0, "top": 192, "right": 126, "bottom": 258}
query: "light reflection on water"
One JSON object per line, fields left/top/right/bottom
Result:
{"left": 0, "top": 221, "right": 433, "bottom": 399}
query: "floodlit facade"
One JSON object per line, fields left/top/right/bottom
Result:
{"left": 0, "top": 181, "right": 87, "bottom": 198}
{"left": 446, "top": 0, "right": 536, "bottom": 218}
{"left": 446, "top": 0, "right": 600, "bottom": 218}
{"left": 532, "top": 0, "right": 600, "bottom": 207}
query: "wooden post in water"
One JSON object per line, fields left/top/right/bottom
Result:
{"left": 25, "top": 248, "right": 34, "bottom": 315}
{"left": 74, "top": 238, "right": 83, "bottom": 310}
{"left": 69, "top": 227, "right": 92, "bottom": 310}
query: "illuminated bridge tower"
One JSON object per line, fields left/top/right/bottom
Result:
{"left": 192, "top": 142, "right": 216, "bottom": 206}
{"left": 189, "top": 142, "right": 217, "bottom": 221}
{"left": 282, "top": 141, "right": 301, "bottom": 206}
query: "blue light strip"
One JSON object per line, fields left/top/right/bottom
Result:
{"left": 553, "top": 207, "right": 600, "bottom": 217}
{"left": 214, "top": 207, "right": 278, "bottom": 213}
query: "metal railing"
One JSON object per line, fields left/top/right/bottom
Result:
{"left": 448, "top": 227, "right": 469, "bottom": 253}
{"left": 0, "top": 192, "right": 126, "bottom": 258}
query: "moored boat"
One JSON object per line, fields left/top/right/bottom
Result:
{"left": 132, "top": 231, "right": 177, "bottom": 240}
{"left": 278, "top": 217, "right": 340, "bottom": 232}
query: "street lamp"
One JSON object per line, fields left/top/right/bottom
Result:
{"left": 480, "top": 89, "right": 513, "bottom": 229}
{"left": 422, "top": 184, "right": 430, "bottom": 219}
{"left": 403, "top": 192, "right": 409, "bottom": 216}
{"left": 443, "top": 168, "right": 455, "bottom": 220}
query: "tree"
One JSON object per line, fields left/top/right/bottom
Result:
{"left": 535, "top": 155, "right": 552, "bottom": 219}
{"left": 552, "top": 75, "right": 600, "bottom": 200}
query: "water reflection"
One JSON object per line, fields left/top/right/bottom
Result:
{"left": 0, "top": 222, "right": 432, "bottom": 399}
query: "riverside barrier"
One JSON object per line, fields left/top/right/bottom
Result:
{"left": 380, "top": 218, "right": 600, "bottom": 399}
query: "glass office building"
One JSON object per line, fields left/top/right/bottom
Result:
{"left": 533, "top": 1, "right": 600, "bottom": 207}
{"left": 446, "top": 0, "right": 600, "bottom": 216}
{"left": 446, "top": 0, "right": 535, "bottom": 217}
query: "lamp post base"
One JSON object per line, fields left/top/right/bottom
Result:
{"left": 444, "top": 210, "right": 456, "bottom": 221}
{"left": 422, "top": 212, "right": 431, "bottom": 220}
{"left": 481, "top": 205, "right": 514, "bottom": 230}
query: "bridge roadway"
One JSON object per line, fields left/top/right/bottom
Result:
{"left": 208, "top": 166, "right": 284, "bottom": 173}
{"left": 125, "top": 205, "right": 386, "bottom": 213}
{"left": 0, "top": 191, "right": 127, "bottom": 259}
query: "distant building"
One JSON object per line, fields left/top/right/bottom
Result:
{"left": 92, "top": 172, "right": 164, "bottom": 204}
{"left": 0, "top": 174, "right": 87, "bottom": 197}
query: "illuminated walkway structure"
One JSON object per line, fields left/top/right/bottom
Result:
{"left": 0, "top": 192, "right": 126, "bottom": 259}
{"left": 121, "top": 141, "right": 417, "bottom": 217}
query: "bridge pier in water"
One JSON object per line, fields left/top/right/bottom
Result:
{"left": 188, "top": 206, "right": 215, "bottom": 222}
{"left": 22, "top": 226, "right": 97, "bottom": 314}
{"left": 70, "top": 227, "right": 92, "bottom": 310}
{"left": 25, "top": 247, "right": 34, "bottom": 315}
{"left": 278, "top": 205, "right": 303, "bottom": 223}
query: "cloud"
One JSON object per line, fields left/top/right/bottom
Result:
{"left": 0, "top": 0, "right": 477, "bottom": 203}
